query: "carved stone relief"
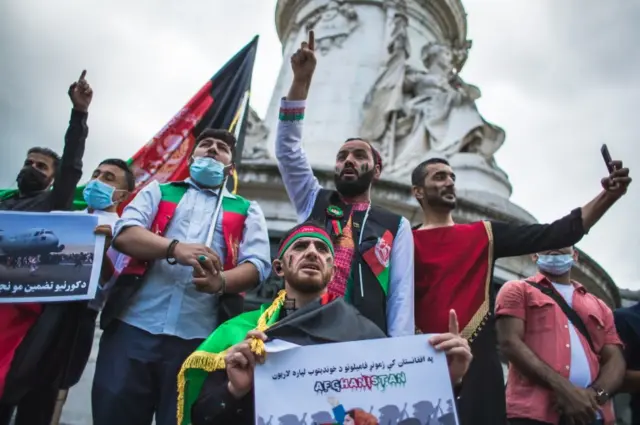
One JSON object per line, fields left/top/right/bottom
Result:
{"left": 241, "top": 107, "right": 271, "bottom": 161}
{"left": 360, "top": 9, "right": 504, "bottom": 178}
{"left": 305, "top": 0, "right": 359, "bottom": 55}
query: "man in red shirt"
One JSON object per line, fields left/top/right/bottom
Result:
{"left": 410, "top": 157, "right": 631, "bottom": 425}
{"left": 496, "top": 246, "right": 625, "bottom": 425}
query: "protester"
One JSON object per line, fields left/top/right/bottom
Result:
{"left": 496, "top": 246, "right": 625, "bottom": 425}
{"left": 614, "top": 302, "right": 640, "bottom": 424}
{"left": 275, "top": 30, "right": 414, "bottom": 337}
{"left": 180, "top": 221, "right": 471, "bottom": 425}
{"left": 47, "top": 158, "right": 134, "bottom": 417}
{"left": 410, "top": 157, "right": 631, "bottom": 425}
{"left": 91, "top": 129, "right": 271, "bottom": 425}
{"left": 0, "top": 71, "right": 92, "bottom": 425}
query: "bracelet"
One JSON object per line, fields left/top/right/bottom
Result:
{"left": 216, "top": 271, "right": 227, "bottom": 295}
{"left": 166, "top": 239, "right": 179, "bottom": 265}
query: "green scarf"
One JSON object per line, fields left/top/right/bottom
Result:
{"left": 177, "top": 290, "right": 287, "bottom": 425}
{"left": 0, "top": 186, "right": 88, "bottom": 210}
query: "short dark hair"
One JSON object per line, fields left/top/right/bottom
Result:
{"left": 27, "top": 147, "right": 61, "bottom": 170}
{"left": 99, "top": 158, "right": 135, "bottom": 191}
{"left": 410, "top": 157, "right": 450, "bottom": 186}
{"left": 344, "top": 138, "right": 383, "bottom": 172}
{"left": 193, "top": 129, "right": 237, "bottom": 159}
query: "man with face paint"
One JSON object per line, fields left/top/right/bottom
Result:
{"left": 275, "top": 30, "right": 415, "bottom": 338}
{"left": 178, "top": 222, "right": 471, "bottom": 425}
{"left": 91, "top": 129, "right": 271, "bottom": 425}
{"left": 0, "top": 71, "right": 92, "bottom": 425}
{"left": 496, "top": 247, "right": 625, "bottom": 425}
{"left": 410, "top": 156, "right": 631, "bottom": 425}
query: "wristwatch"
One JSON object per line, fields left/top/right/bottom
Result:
{"left": 589, "top": 385, "right": 609, "bottom": 405}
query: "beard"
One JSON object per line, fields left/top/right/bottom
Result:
{"left": 425, "top": 188, "right": 457, "bottom": 210}
{"left": 285, "top": 270, "right": 330, "bottom": 294}
{"left": 334, "top": 168, "right": 375, "bottom": 198}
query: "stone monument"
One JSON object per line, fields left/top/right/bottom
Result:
{"left": 239, "top": 0, "right": 618, "bottom": 305}
{"left": 59, "top": 0, "right": 619, "bottom": 422}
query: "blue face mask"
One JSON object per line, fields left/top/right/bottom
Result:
{"left": 536, "top": 254, "right": 574, "bottom": 276}
{"left": 83, "top": 179, "right": 117, "bottom": 210}
{"left": 189, "top": 156, "right": 227, "bottom": 187}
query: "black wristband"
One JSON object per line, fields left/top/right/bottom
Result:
{"left": 166, "top": 239, "right": 179, "bottom": 265}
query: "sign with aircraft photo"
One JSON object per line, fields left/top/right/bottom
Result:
{"left": 0, "top": 211, "right": 105, "bottom": 303}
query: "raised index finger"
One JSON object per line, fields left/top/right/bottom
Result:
{"left": 308, "top": 30, "right": 315, "bottom": 51}
{"left": 79, "top": 70, "right": 87, "bottom": 82}
{"left": 448, "top": 309, "right": 459, "bottom": 335}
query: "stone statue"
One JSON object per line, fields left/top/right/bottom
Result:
{"left": 361, "top": 21, "right": 505, "bottom": 177}
{"left": 241, "top": 107, "right": 270, "bottom": 161}
{"left": 360, "top": 11, "right": 410, "bottom": 166}
{"left": 305, "top": 0, "right": 359, "bottom": 55}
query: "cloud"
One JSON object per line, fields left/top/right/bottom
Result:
{"left": 0, "top": 0, "right": 637, "bottom": 290}
{"left": 461, "top": 0, "right": 640, "bottom": 290}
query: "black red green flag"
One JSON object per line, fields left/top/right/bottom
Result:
{"left": 0, "top": 35, "right": 259, "bottom": 211}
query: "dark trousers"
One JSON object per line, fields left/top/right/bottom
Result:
{"left": 0, "top": 386, "right": 57, "bottom": 425}
{"left": 509, "top": 418, "right": 604, "bottom": 425}
{"left": 92, "top": 320, "right": 203, "bottom": 425}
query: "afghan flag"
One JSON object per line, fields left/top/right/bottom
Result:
{"left": 177, "top": 292, "right": 386, "bottom": 425}
{"left": 0, "top": 35, "right": 259, "bottom": 211}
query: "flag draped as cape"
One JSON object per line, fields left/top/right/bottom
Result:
{"left": 177, "top": 291, "right": 386, "bottom": 425}
{"left": 0, "top": 35, "right": 259, "bottom": 211}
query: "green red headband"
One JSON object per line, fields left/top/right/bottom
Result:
{"left": 278, "top": 225, "right": 334, "bottom": 259}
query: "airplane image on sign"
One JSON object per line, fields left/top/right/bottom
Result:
{"left": 0, "top": 228, "right": 65, "bottom": 257}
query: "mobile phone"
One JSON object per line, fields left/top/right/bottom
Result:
{"left": 601, "top": 144, "right": 614, "bottom": 173}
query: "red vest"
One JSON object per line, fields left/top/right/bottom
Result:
{"left": 121, "top": 182, "right": 250, "bottom": 276}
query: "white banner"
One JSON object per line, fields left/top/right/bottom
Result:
{"left": 255, "top": 334, "right": 459, "bottom": 425}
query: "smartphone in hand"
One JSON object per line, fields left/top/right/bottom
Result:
{"left": 601, "top": 144, "right": 615, "bottom": 173}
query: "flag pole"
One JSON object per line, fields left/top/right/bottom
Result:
{"left": 205, "top": 175, "right": 229, "bottom": 248}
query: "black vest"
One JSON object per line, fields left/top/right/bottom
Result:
{"left": 308, "top": 189, "right": 402, "bottom": 335}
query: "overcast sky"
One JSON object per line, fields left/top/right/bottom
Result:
{"left": 0, "top": 0, "right": 638, "bottom": 290}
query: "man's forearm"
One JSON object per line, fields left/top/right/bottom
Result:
{"left": 500, "top": 337, "right": 569, "bottom": 391}
{"left": 51, "top": 109, "right": 88, "bottom": 210}
{"left": 112, "top": 226, "right": 172, "bottom": 260}
{"left": 287, "top": 80, "right": 310, "bottom": 101}
{"left": 592, "top": 346, "right": 626, "bottom": 395}
{"left": 581, "top": 191, "right": 619, "bottom": 232}
{"left": 619, "top": 370, "right": 640, "bottom": 393}
{"left": 224, "top": 262, "right": 260, "bottom": 293}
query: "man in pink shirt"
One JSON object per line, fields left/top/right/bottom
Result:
{"left": 496, "top": 246, "right": 625, "bottom": 425}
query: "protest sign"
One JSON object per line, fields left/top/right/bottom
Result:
{"left": 255, "top": 334, "right": 459, "bottom": 425}
{"left": 0, "top": 211, "right": 105, "bottom": 303}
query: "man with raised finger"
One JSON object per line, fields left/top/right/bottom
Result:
{"left": 0, "top": 70, "right": 92, "bottom": 425}
{"left": 276, "top": 30, "right": 415, "bottom": 338}
{"left": 91, "top": 129, "right": 271, "bottom": 425}
{"left": 177, "top": 221, "right": 471, "bottom": 425}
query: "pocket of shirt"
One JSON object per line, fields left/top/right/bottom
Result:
{"left": 526, "top": 298, "right": 556, "bottom": 333}
{"left": 587, "top": 312, "right": 606, "bottom": 349}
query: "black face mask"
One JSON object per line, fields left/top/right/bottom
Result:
{"left": 334, "top": 168, "right": 375, "bottom": 198}
{"left": 17, "top": 167, "right": 50, "bottom": 194}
